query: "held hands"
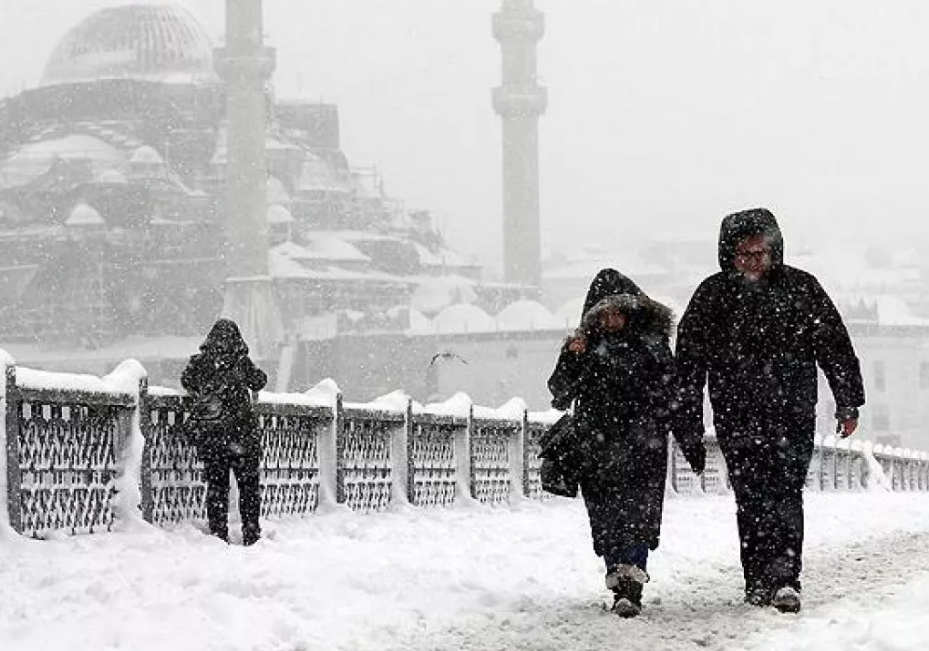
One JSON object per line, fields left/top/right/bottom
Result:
{"left": 836, "top": 418, "right": 858, "bottom": 438}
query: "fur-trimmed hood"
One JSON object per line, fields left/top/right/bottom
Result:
{"left": 580, "top": 293, "right": 674, "bottom": 338}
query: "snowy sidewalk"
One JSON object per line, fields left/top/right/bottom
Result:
{"left": 2, "top": 492, "right": 929, "bottom": 651}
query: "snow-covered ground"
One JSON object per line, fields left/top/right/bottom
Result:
{"left": 2, "top": 492, "right": 929, "bottom": 651}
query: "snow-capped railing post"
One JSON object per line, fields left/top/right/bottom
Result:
{"left": 698, "top": 452, "right": 707, "bottom": 494}
{"left": 317, "top": 392, "right": 342, "bottom": 508}
{"left": 667, "top": 439, "right": 678, "bottom": 493}
{"left": 668, "top": 439, "right": 697, "bottom": 494}
{"left": 857, "top": 446, "right": 870, "bottom": 490}
{"left": 508, "top": 408, "right": 527, "bottom": 502}
{"left": 388, "top": 397, "right": 414, "bottom": 507}
{"left": 456, "top": 404, "right": 475, "bottom": 502}
{"left": 137, "top": 376, "right": 154, "bottom": 523}
{"left": 4, "top": 365, "right": 22, "bottom": 534}
{"left": 809, "top": 442, "right": 824, "bottom": 491}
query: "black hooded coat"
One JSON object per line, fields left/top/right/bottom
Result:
{"left": 547, "top": 269, "right": 699, "bottom": 554}
{"left": 181, "top": 319, "right": 268, "bottom": 456}
{"left": 675, "top": 209, "right": 865, "bottom": 447}
{"left": 674, "top": 208, "right": 865, "bottom": 593}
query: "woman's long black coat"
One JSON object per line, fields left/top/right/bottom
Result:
{"left": 181, "top": 319, "right": 268, "bottom": 457}
{"left": 548, "top": 271, "right": 694, "bottom": 555}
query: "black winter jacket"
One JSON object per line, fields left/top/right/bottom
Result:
{"left": 675, "top": 208, "right": 865, "bottom": 442}
{"left": 181, "top": 319, "right": 268, "bottom": 455}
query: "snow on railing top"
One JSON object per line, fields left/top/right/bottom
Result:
{"left": 12, "top": 359, "right": 146, "bottom": 399}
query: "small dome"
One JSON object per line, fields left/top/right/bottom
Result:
{"left": 433, "top": 304, "right": 496, "bottom": 334}
{"left": 66, "top": 203, "right": 105, "bottom": 227}
{"left": 496, "top": 300, "right": 561, "bottom": 331}
{"left": 41, "top": 4, "right": 217, "bottom": 87}
{"left": 130, "top": 146, "right": 164, "bottom": 165}
{"left": 553, "top": 297, "right": 585, "bottom": 328}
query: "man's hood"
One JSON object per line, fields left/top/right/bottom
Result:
{"left": 718, "top": 207, "right": 784, "bottom": 272}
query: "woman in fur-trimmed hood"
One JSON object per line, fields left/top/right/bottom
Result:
{"left": 547, "top": 269, "right": 703, "bottom": 617}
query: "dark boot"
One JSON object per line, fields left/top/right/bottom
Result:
{"left": 610, "top": 578, "right": 643, "bottom": 618}
{"left": 242, "top": 524, "right": 261, "bottom": 547}
{"left": 605, "top": 565, "right": 646, "bottom": 618}
{"left": 772, "top": 586, "right": 801, "bottom": 613}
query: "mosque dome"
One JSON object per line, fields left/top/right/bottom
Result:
{"left": 41, "top": 4, "right": 217, "bottom": 87}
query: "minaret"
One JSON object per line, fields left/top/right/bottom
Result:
{"left": 493, "top": 0, "right": 547, "bottom": 287}
{"left": 215, "top": 0, "right": 282, "bottom": 357}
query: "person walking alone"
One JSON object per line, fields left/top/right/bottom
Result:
{"left": 182, "top": 318, "right": 268, "bottom": 546}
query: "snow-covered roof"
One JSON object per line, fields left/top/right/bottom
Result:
{"left": 267, "top": 204, "right": 295, "bottom": 225}
{"left": 268, "top": 250, "right": 314, "bottom": 279}
{"left": 0, "top": 135, "right": 123, "bottom": 187}
{"left": 65, "top": 203, "right": 105, "bottom": 227}
{"left": 495, "top": 300, "right": 563, "bottom": 331}
{"left": 412, "top": 243, "right": 475, "bottom": 269}
{"left": 271, "top": 241, "right": 316, "bottom": 260}
{"left": 410, "top": 276, "right": 478, "bottom": 315}
{"left": 327, "top": 230, "right": 400, "bottom": 244}
{"left": 266, "top": 253, "right": 402, "bottom": 283}
{"left": 301, "top": 234, "right": 370, "bottom": 262}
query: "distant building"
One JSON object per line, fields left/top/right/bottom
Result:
{"left": 0, "top": 3, "right": 491, "bottom": 353}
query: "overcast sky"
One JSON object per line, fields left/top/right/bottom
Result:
{"left": 2, "top": 0, "right": 929, "bottom": 271}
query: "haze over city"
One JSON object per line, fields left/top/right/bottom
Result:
{"left": 3, "top": 0, "right": 929, "bottom": 271}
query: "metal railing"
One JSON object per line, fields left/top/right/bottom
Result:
{"left": 3, "top": 360, "right": 927, "bottom": 539}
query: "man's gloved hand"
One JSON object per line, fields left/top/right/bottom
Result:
{"left": 680, "top": 442, "right": 706, "bottom": 475}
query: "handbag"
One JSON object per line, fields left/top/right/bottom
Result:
{"left": 538, "top": 413, "right": 582, "bottom": 498}
{"left": 188, "top": 393, "right": 224, "bottom": 421}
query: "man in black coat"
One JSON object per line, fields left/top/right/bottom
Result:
{"left": 181, "top": 318, "right": 268, "bottom": 545}
{"left": 675, "top": 208, "right": 865, "bottom": 612}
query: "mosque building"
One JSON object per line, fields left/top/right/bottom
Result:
{"left": 0, "top": 3, "right": 487, "bottom": 353}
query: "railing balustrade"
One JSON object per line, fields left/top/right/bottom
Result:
{"left": 2, "top": 359, "right": 928, "bottom": 539}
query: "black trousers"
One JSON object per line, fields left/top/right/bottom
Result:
{"left": 202, "top": 450, "right": 262, "bottom": 544}
{"left": 719, "top": 432, "right": 813, "bottom": 593}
